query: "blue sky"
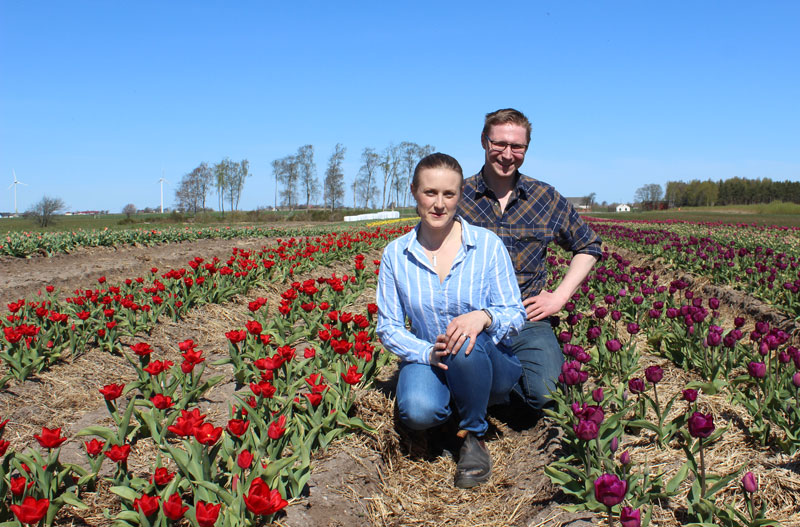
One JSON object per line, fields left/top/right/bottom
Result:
{"left": 1, "top": 1, "right": 798, "bottom": 213}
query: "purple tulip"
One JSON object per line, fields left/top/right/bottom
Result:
{"left": 611, "top": 310, "right": 622, "bottom": 321}
{"left": 648, "top": 308, "right": 662, "bottom": 319}
{"left": 604, "top": 294, "right": 616, "bottom": 305}
{"left": 594, "top": 474, "right": 627, "bottom": 507}
{"left": 792, "top": 372, "right": 800, "bottom": 388}
{"left": 592, "top": 387, "right": 604, "bottom": 403}
{"left": 619, "top": 450, "right": 631, "bottom": 465}
{"left": 610, "top": 436, "right": 619, "bottom": 453}
{"left": 574, "top": 419, "right": 599, "bottom": 441}
{"left": 734, "top": 317, "right": 745, "bottom": 328}
{"left": 595, "top": 307, "right": 608, "bottom": 319}
{"left": 755, "top": 321, "right": 770, "bottom": 334}
{"left": 628, "top": 378, "right": 645, "bottom": 394}
{"left": 605, "top": 339, "right": 622, "bottom": 353}
{"left": 682, "top": 389, "right": 698, "bottom": 402}
{"left": 708, "top": 297, "right": 720, "bottom": 310}
{"left": 706, "top": 331, "right": 722, "bottom": 347}
{"left": 619, "top": 506, "right": 641, "bottom": 527}
{"left": 741, "top": 472, "right": 758, "bottom": 493}
{"left": 558, "top": 331, "right": 573, "bottom": 343}
{"left": 747, "top": 361, "right": 766, "bottom": 379}
{"left": 645, "top": 365, "right": 663, "bottom": 384}
{"left": 688, "top": 411, "right": 715, "bottom": 438}
{"left": 587, "top": 326, "right": 602, "bottom": 340}
{"left": 626, "top": 323, "right": 640, "bottom": 335}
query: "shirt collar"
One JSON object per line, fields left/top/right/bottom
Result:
{"left": 405, "top": 217, "right": 474, "bottom": 265}
{"left": 477, "top": 167, "right": 527, "bottom": 201}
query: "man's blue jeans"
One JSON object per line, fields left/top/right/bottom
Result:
{"left": 395, "top": 332, "right": 522, "bottom": 436}
{"left": 508, "top": 320, "right": 565, "bottom": 410}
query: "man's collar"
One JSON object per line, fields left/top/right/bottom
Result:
{"left": 477, "top": 167, "right": 527, "bottom": 200}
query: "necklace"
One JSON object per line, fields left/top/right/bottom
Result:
{"left": 420, "top": 223, "right": 459, "bottom": 268}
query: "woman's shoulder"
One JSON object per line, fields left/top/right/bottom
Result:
{"left": 382, "top": 226, "right": 417, "bottom": 257}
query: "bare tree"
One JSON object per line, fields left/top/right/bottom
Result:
{"left": 581, "top": 192, "right": 596, "bottom": 209}
{"left": 122, "top": 203, "right": 137, "bottom": 218}
{"left": 398, "top": 142, "right": 434, "bottom": 206}
{"left": 379, "top": 144, "right": 401, "bottom": 210}
{"left": 297, "top": 145, "right": 318, "bottom": 209}
{"left": 356, "top": 147, "right": 380, "bottom": 209}
{"left": 26, "top": 196, "right": 65, "bottom": 227}
{"left": 274, "top": 154, "right": 300, "bottom": 209}
{"left": 214, "top": 158, "right": 230, "bottom": 215}
{"left": 231, "top": 159, "right": 250, "bottom": 211}
{"left": 323, "top": 143, "right": 346, "bottom": 210}
{"left": 634, "top": 183, "right": 663, "bottom": 204}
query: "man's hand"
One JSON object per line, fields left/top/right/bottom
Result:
{"left": 442, "top": 310, "right": 491, "bottom": 356}
{"left": 523, "top": 290, "right": 566, "bottom": 321}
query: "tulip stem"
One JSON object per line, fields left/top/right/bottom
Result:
{"left": 606, "top": 505, "right": 615, "bottom": 527}
{"left": 699, "top": 438, "right": 706, "bottom": 498}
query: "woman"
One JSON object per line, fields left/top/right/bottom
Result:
{"left": 376, "top": 153, "right": 525, "bottom": 488}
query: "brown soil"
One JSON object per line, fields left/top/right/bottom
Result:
{"left": 0, "top": 239, "right": 797, "bottom": 526}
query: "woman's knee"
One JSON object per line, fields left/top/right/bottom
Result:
{"left": 397, "top": 393, "right": 449, "bottom": 430}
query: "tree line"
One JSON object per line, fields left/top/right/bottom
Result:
{"left": 175, "top": 159, "right": 250, "bottom": 215}
{"left": 664, "top": 177, "right": 800, "bottom": 207}
{"left": 271, "top": 141, "right": 434, "bottom": 211}
{"left": 174, "top": 141, "right": 434, "bottom": 214}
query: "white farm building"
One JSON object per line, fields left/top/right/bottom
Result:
{"left": 616, "top": 204, "right": 631, "bottom": 212}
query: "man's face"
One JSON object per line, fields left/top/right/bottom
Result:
{"left": 482, "top": 122, "right": 528, "bottom": 180}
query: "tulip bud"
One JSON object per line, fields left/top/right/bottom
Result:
{"left": 792, "top": 372, "right": 800, "bottom": 388}
{"left": 741, "top": 471, "right": 758, "bottom": 493}
{"left": 619, "top": 506, "right": 641, "bottom": 527}
{"left": 619, "top": 450, "right": 631, "bottom": 465}
{"left": 610, "top": 436, "right": 619, "bottom": 453}
{"left": 592, "top": 388, "right": 604, "bottom": 403}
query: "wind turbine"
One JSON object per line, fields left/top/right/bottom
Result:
{"left": 159, "top": 169, "right": 169, "bottom": 214}
{"left": 8, "top": 170, "right": 27, "bottom": 215}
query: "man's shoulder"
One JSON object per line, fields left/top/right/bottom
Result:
{"left": 516, "top": 173, "right": 558, "bottom": 196}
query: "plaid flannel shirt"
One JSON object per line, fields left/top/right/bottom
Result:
{"left": 457, "top": 169, "right": 602, "bottom": 300}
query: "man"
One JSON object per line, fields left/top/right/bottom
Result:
{"left": 458, "top": 108, "right": 602, "bottom": 413}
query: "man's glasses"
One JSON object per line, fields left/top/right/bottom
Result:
{"left": 486, "top": 137, "right": 528, "bottom": 154}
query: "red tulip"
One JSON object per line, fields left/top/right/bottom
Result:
{"left": 99, "top": 383, "right": 125, "bottom": 401}
{"left": 10, "top": 496, "right": 49, "bottom": 525}
{"left": 162, "top": 493, "right": 188, "bottom": 521}
{"left": 194, "top": 423, "right": 223, "bottom": 445}
{"left": 268, "top": 415, "right": 287, "bottom": 440}
{"left": 195, "top": 501, "right": 222, "bottom": 527}
{"left": 243, "top": 477, "right": 288, "bottom": 516}
{"left": 84, "top": 438, "right": 105, "bottom": 457}
{"left": 133, "top": 494, "right": 159, "bottom": 517}
{"left": 34, "top": 426, "right": 68, "bottom": 449}
{"left": 104, "top": 443, "right": 131, "bottom": 463}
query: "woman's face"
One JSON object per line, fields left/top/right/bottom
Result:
{"left": 412, "top": 167, "right": 462, "bottom": 231}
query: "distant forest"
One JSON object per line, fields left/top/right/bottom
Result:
{"left": 664, "top": 177, "right": 800, "bottom": 207}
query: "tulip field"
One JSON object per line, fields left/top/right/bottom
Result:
{"left": 0, "top": 216, "right": 798, "bottom": 526}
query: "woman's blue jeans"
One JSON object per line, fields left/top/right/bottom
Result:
{"left": 395, "top": 332, "right": 522, "bottom": 435}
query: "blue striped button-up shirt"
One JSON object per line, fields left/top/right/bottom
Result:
{"left": 376, "top": 218, "right": 525, "bottom": 365}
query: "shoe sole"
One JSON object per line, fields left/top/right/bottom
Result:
{"left": 454, "top": 470, "right": 491, "bottom": 489}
